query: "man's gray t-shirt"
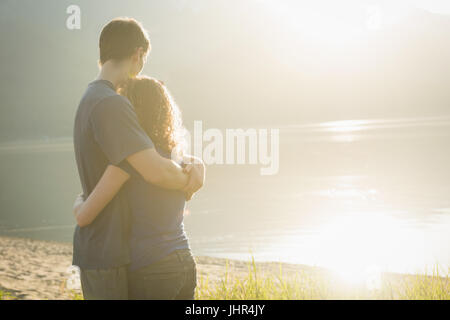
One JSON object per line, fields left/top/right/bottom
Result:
{"left": 73, "top": 79, "right": 154, "bottom": 269}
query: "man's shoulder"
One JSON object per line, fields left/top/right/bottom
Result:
{"left": 92, "top": 93, "right": 133, "bottom": 113}
{"left": 80, "top": 80, "right": 131, "bottom": 111}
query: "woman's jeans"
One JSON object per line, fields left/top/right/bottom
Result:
{"left": 128, "top": 248, "right": 197, "bottom": 300}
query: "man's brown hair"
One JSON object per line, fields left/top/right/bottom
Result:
{"left": 99, "top": 17, "right": 150, "bottom": 65}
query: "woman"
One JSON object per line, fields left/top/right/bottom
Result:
{"left": 73, "top": 76, "right": 204, "bottom": 299}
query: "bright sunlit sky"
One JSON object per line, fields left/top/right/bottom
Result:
{"left": 414, "top": 0, "right": 450, "bottom": 14}
{"left": 273, "top": 0, "right": 450, "bottom": 14}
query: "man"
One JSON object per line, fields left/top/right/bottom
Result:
{"left": 73, "top": 18, "right": 203, "bottom": 299}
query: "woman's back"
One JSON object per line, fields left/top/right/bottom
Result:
{"left": 125, "top": 148, "right": 189, "bottom": 272}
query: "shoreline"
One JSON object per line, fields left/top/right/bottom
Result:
{"left": 0, "top": 235, "right": 446, "bottom": 300}
{"left": 0, "top": 235, "right": 322, "bottom": 299}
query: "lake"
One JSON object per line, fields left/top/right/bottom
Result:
{"left": 1, "top": 117, "right": 449, "bottom": 276}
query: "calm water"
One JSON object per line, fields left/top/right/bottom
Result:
{"left": 1, "top": 117, "right": 449, "bottom": 275}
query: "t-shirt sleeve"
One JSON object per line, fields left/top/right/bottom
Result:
{"left": 90, "top": 95, "right": 154, "bottom": 165}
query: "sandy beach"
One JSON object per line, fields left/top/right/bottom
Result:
{"left": 0, "top": 235, "right": 320, "bottom": 300}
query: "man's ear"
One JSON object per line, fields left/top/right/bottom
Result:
{"left": 134, "top": 47, "right": 146, "bottom": 61}
{"left": 131, "top": 48, "right": 140, "bottom": 62}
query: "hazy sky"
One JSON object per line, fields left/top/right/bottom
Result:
{"left": 2, "top": 0, "right": 450, "bottom": 141}
{"left": 414, "top": 0, "right": 450, "bottom": 14}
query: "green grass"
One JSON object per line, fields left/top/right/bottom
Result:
{"left": 397, "top": 267, "right": 450, "bottom": 300}
{"left": 0, "top": 290, "right": 15, "bottom": 300}
{"left": 2, "top": 258, "right": 448, "bottom": 300}
{"left": 195, "top": 257, "right": 450, "bottom": 300}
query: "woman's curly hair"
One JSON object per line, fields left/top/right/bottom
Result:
{"left": 119, "top": 76, "right": 187, "bottom": 158}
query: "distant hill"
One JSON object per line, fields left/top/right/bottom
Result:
{"left": 1, "top": 0, "right": 450, "bottom": 142}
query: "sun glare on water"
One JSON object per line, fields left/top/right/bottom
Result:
{"left": 306, "top": 212, "right": 428, "bottom": 289}
{"left": 320, "top": 120, "right": 370, "bottom": 132}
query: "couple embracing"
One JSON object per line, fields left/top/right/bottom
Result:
{"left": 72, "top": 17, "right": 205, "bottom": 300}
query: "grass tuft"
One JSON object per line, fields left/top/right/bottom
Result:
{"left": 195, "top": 258, "right": 449, "bottom": 300}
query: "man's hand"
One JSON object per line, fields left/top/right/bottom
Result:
{"left": 73, "top": 193, "right": 84, "bottom": 220}
{"left": 182, "top": 160, "right": 205, "bottom": 201}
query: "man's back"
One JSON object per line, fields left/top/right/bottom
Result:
{"left": 73, "top": 79, "right": 152, "bottom": 269}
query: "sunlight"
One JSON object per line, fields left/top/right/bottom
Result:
{"left": 319, "top": 120, "right": 370, "bottom": 142}
{"left": 266, "top": 206, "right": 431, "bottom": 281}
{"left": 259, "top": 0, "right": 450, "bottom": 52}
{"left": 317, "top": 188, "right": 377, "bottom": 199}
{"left": 311, "top": 211, "right": 427, "bottom": 282}
{"left": 295, "top": 6, "right": 365, "bottom": 46}
{"left": 414, "top": 0, "right": 450, "bottom": 15}
{"left": 332, "top": 264, "right": 382, "bottom": 290}
{"left": 320, "top": 120, "right": 370, "bottom": 132}
{"left": 260, "top": 0, "right": 384, "bottom": 50}
{"left": 268, "top": 1, "right": 367, "bottom": 47}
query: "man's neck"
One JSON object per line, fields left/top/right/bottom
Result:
{"left": 96, "top": 61, "right": 128, "bottom": 89}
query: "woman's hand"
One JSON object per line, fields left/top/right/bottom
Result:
{"left": 182, "top": 160, "right": 205, "bottom": 201}
{"left": 73, "top": 193, "right": 84, "bottom": 220}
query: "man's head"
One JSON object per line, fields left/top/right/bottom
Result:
{"left": 99, "top": 18, "right": 150, "bottom": 77}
